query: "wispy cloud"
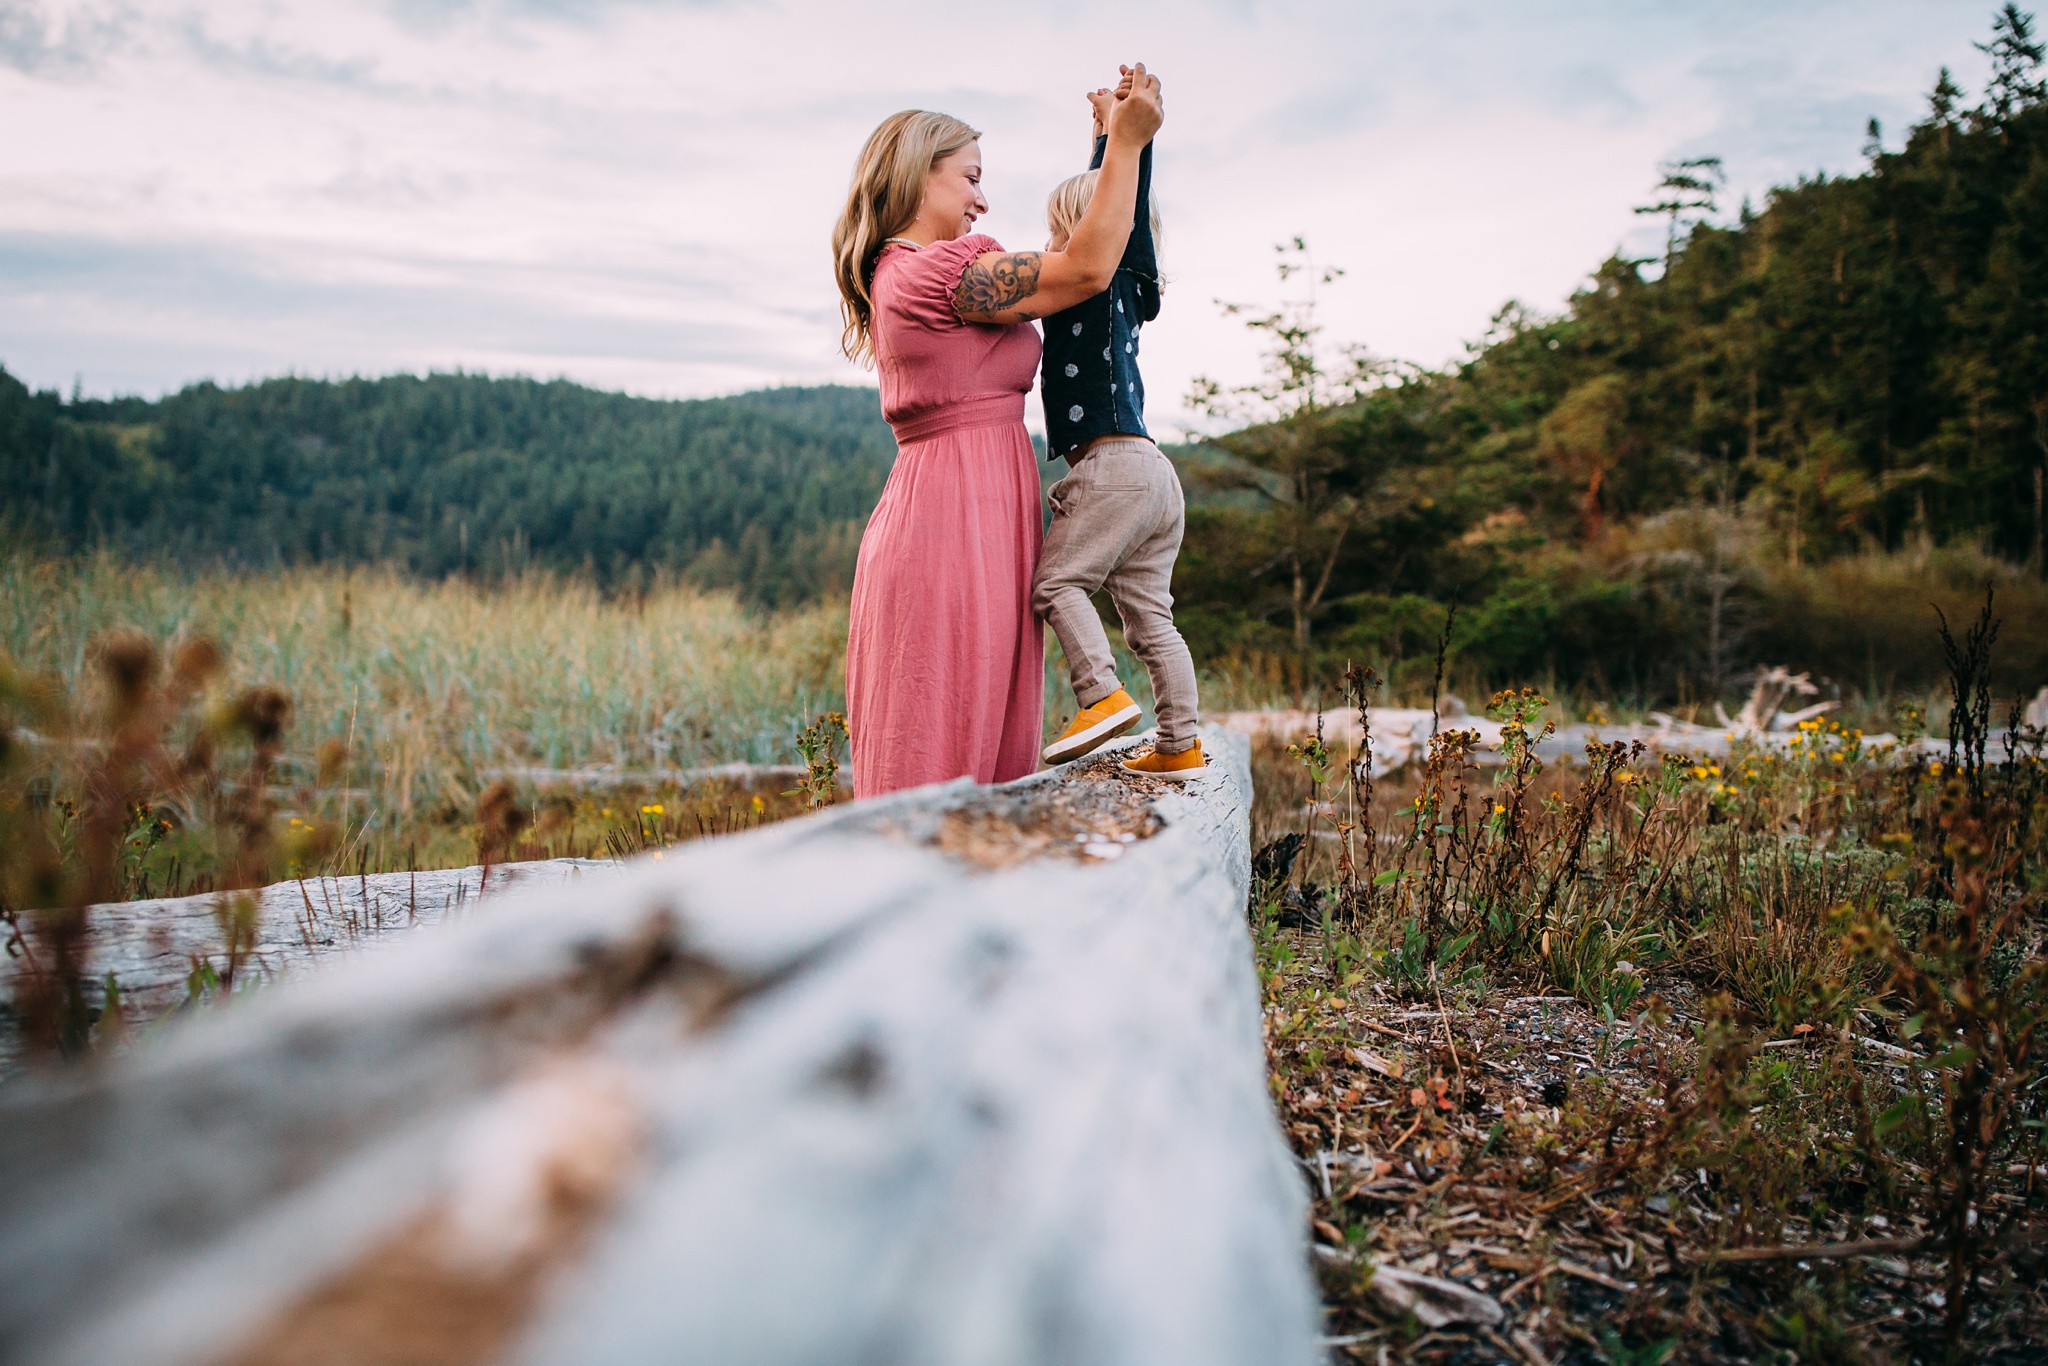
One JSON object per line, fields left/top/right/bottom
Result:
{"left": 0, "top": 0, "right": 133, "bottom": 77}
{"left": 165, "top": 11, "right": 386, "bottom": 90}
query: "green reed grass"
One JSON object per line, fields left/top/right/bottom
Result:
{"left": 0, "top": 549, "right": 848, "bottom": 824}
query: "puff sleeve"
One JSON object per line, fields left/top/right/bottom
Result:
{"left": 888, "top": 233, "right": 1008, "bottom": 329}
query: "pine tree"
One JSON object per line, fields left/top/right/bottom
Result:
{"left": 1634, "top": 156, "right": 1726, "bottom": 268}
{"left": 1978, "top": 3, "right": 2046, "bottom": 123}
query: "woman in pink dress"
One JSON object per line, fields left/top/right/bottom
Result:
{"left": 829, "top": 68, "right": 1166, "bottom": 798}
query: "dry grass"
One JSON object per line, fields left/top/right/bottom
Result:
{"left": 1, "top": 549, "right": 848, "bottom": 870}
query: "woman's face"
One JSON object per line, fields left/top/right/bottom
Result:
{"left": 918, "top": 143, "right": 987, "bottom": 240}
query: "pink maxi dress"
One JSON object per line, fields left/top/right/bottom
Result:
{"left": 847, "top": 233, "right": 1045, "bottom": 798}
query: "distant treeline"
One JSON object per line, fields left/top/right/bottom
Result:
{"left": 0, "top": 370, "right": 894, "bottom": 606}
{"left": 1175, "top": 7, "right": 2048, "bottom": 699}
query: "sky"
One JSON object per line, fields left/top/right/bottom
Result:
{"left": 0, "top": 0, "right": 2003, "bottom": 436}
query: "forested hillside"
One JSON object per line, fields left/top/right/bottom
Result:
{"left": 1175, "top": 6, "right": 2048, "bottom": 698}
{"left": 0, "top": 370, "right": 893, "bottom": 605}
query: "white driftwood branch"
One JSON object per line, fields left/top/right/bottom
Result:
{"left": 1212, "top": 703, "right": 1977, "bottom": 776}
{"left": 0, "top": 729, "right": 1316, "bottom": 1366}
{"left": 4, "top": 858, "right": 614, "bottom": 1033}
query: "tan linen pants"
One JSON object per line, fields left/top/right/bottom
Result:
{"left": 1032, "top": 436, "right": 1200, "bottom": 753}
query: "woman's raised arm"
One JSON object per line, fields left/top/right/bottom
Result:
{"left": 952, "top": 66, "right": 1163, "bottom": 325}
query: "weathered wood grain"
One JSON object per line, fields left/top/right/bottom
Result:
{"left": 0, "top": 730, "right": 1316, "bottom": 1366}
{"left": 4, "top": 858, "right": 615, "bottom": 1033}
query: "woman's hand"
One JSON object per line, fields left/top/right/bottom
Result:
{"left": 1106, "top": 63, "right": 1162, "bottom": 148}
{"left": 953, "top": 63, "right": 1161, "bottom": 325}
{"left": 1090, "top": 65, "right": 1144, "bottom": 134}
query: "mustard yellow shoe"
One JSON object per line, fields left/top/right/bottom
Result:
{"left": 1043, "top": 687, "right": 1143, "bottom": 764}
{"left": 1122, "top": 739, "right": 1208, "bottom": 781}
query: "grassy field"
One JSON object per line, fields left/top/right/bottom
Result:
{"left": 2, "top": 551, "right": 858, "bottom": 875}
{"left": 2, "top": 550, "right": 849, "bottom": 797}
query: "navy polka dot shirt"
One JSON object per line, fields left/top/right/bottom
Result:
{"left": 1040, "top": 136, "right": 1158, "bottom": 460}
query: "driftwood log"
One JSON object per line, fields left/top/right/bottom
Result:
{"left": 0, "top": 729, "right": 1317, "bottom": 1366}
{"left": 3, "top": 858, "right": 614, "bottom": 1047}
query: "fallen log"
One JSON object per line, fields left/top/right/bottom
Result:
{"left": 0, "top": 729, "right": 1317, "bottom": 1366}
{"left": 1212, "top": 707, "right": 1970, "bottom": 776}
{"left": 3, "top": 858, "right": 614, "bottom": 1047}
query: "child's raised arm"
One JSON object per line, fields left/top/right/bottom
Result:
{"left": 1087, "top": 132, "right": 1156, "bottom": 283}
{"left": 952, "top": 65, "right": 1162, "bottom": 325}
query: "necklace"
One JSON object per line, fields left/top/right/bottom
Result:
{"left": 881, "top": 236, "right": 922, "bottom": 250}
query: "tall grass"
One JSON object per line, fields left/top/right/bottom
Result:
{"left": 1, "top": 549, "right": 848, "bottom": 822}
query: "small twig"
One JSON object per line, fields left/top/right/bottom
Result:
{"left": 1529, "top": 1182, "right": 1591, "bottom": 1215}
{"left": 1760, "top": 1033, "right": 1919, "bottom": 1063}
{"left": 1435, "top": 980, "right": 1466, "bottom": 1100}
{"left": 1499, "top": 1264, "right": 1553, "bottom": 1304}
{"left": 1688, "top": 1235, "right": 1927, "bottom": 1264}
{"left": 1, "top": 907, "right": 45, "bottom": 979}
{"left": 1555, "top": 1258, "right": 1633, "bottom": 1292}
{"left": 1483, "top": 1326, "right": 1548, "bottom": 1366}
{"left": 1849, "top": 1033, "right": 1920, "bottom": 1062}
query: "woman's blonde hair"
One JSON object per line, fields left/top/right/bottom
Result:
{"left": 831, "top": 110, "right": 981, "bottom": 364}
{"left": 1045, "top": 169, "right": 1164, "bottom": 260}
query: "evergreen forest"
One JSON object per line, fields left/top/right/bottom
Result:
{"left": 0, "top": 371, "right": 895, "bottom": 607}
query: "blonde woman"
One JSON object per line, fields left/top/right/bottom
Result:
{"left": 831, "top": 66, "right": 1164, "bottom": 798}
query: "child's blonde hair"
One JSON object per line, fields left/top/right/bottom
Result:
{"left": 1046, "top": 170, "right": 1163, "bottom": 261}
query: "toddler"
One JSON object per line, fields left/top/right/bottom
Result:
{"left": 1034, "top": 83, "right": 1204, "bottom": 779}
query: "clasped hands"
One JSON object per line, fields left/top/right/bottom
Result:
{"left": 1088, "top": 63, "right": 1163, "bottom": 146}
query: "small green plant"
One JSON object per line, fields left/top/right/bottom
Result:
{"left": 787, "top": 710, "right": 849, "bottom": 810}
{"left": 1379, "top": 916, "right": 1474, "bottom": 997}
{"left": 1286, "top": 712, "right": 1334, "bottom": 872}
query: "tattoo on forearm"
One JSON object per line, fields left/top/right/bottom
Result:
{"left": 954, "top": 252, "right": 1043, "bottom": 316}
